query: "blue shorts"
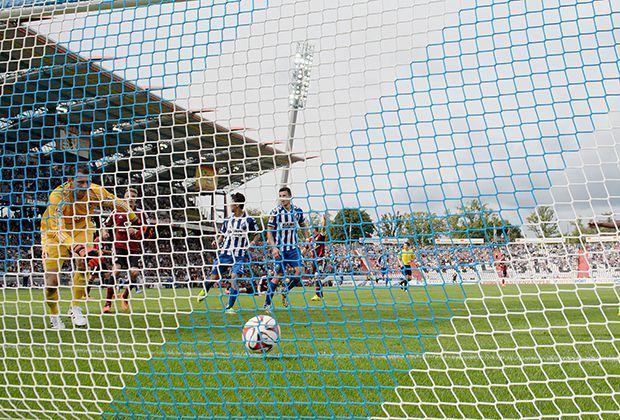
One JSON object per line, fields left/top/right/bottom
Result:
{"left": 210, "top": 254, "right": 248, "bottom": 277}
{"left": 275, "top": 248, "right": 302, "bottom": 274}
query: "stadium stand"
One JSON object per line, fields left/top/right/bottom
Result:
{"left": 0, "top": 21, "right": 302, "bottom": 284}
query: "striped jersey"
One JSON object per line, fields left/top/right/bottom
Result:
{"left": 268, "top": 204, "right": 305, "bottom": 251}
{"left": 378, "top": 255, "right": 388, "bottom": 270}
{"left": 219, "top": 215, "right": 258, "bottom": 258}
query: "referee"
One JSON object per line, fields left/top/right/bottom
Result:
{"left": 398, "top": 241, "right": 415, "bottom": 290}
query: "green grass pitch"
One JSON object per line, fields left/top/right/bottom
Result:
{"left": 0, "top": 284, "right": 618, "bottom": 419}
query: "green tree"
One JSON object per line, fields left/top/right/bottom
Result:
{"left": 446, "top": 199, "right": 522, "bottom": 242}
{"left": 447, "top": 199, "right": 496, "bottom": 239}
{"left": 378, "top": 212, "right": 407, "bottom": 237}
{"left": 246, "top": 208, "right": 270, "bottom": 243}
{"left": 307, "top": 211, "right": 329, "bottom": 231}
{"left": 566, "top": 218, "right": 598, "bottom": 243}
{"left": 498, "top": 223, "right": 524, "bottom": 242}
{"left": 446, "top": 214, "right": 467, "bottom": 238}
{"left": 330, "top": 208, "right": 375, "bottom": 242}
{"left": 526, "top": 206, "right": 560, "bottom": 238}
{"left": 402, "top": 211, "right": 447, "bottom": 245}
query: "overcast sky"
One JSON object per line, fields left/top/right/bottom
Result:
{"left": 29, "top": 0, "right": 620, "bottom": 233}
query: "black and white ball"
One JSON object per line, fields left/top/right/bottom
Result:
{"left": 242, "top": 315, "right": 280, "bottom": 353}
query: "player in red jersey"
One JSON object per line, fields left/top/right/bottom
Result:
{"left": 493, "top": 249, "right": 508, "bottom": 286}
{"left": 101, "top": 188, "right": 153, "bottom": 312}
{"left": 308, "top": 214, "right": 328, "bottom": 302}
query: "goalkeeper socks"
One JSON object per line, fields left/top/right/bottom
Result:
{"left": 227, "top": 287, "right": 239, "bottom": 309}
{"left": 265, "top": 281, "right": 277, "bottom": 306}
{"left": 121, "top": 288, "right": 129, "bottom": 300}
{"left": 46, "top": 288, "right": 59, "bottom": 315}
{"left": 72, "top": 272, "right": 87, "bottom": 307}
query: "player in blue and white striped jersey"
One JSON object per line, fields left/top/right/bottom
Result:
{"left": 263, "top": 186, "right": 307, "bottom": 310}
{"left": 197, "top": 193, "right": 260, "bottom": 313}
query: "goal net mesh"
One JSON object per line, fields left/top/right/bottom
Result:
{"left": 0, "top": 0, "right": 618, "bottom": 418}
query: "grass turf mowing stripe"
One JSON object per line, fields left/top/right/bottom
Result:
{"left": 376, "top": 284, "right": 620, "bottom": 419}
{"left": 1, "top": 285, "right": 618, "bottom": 418}
{"left": 104, "top": 285, "right": 463, "bottom": 418}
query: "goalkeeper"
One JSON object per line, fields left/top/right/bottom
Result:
{"left": 40, "top": 166, "right": 138, "bottom": 329}
{"left": 398, "top": 241, "right": 415, "bottom": 290}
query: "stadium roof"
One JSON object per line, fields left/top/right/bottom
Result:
{"left": 0, "top": 21, "right": 303, "bottom": 193}
{"left": 0, "top": 0, "right": 187, "bottom": 20}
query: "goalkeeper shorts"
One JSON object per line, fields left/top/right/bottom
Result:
{"left": 41, "top": 228, "right": 95, "bottom": 273}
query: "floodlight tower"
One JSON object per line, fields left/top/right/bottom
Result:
{"left": 280, "top": 41, "right": 314, "bottom": 187}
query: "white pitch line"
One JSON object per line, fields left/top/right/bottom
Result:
{"left": 1, "top": 343, "right": 618, "bottom": 363}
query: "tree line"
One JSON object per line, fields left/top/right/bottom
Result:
{"left": 247, "top": 201, "right": 616, "bottom": 245}
{"left": 524, "top": 205, "right": 617, "bottom": 243}
{"left": 250, "top": 199, "right": 521, "bottom": 244}
{"left": 374, "top": 199, "right": 522, "bottom": 244}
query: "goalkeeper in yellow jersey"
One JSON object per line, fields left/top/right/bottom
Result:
{"left": 40, "top": 166, "right": 138, "bottom": 329}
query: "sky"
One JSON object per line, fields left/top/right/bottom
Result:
{"left": 27, "top": 0, "right": 620, "bottom": 234}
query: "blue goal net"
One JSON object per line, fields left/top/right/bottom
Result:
{"left": 0, "top": 0, "right": 618, "bottom": 418}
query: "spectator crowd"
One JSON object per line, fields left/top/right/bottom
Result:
{"left": 3, "top": 226, "right": 620, "bottom": 288}
{"left": 1, "top": 153, "right": 619, "bottom": 286}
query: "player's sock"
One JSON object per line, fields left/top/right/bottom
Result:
{"left": 105, "top": 286, "right": 115, "bottom": 307}
{"left": 72, "top": 271, "right": 88, "bottom": 307}
{"left": 314, "top": 279, "right": 323, "bottom": 298}
{"left": 105, "top": 274, "right": 118, "bottom": 306}
{"left": 45, "top": 288, "right": 59, "bottom": 315}
{"left": 119, "top": 287, "right": 130, "bottom": 312}
{"left": 227, "top": 287, "right": 239, "bottom": 309}
{"left": 287, "top": 275, "right": 302, "bottom": 291}
{"left": 265, "top": 281, "right": 277, "bottom": 307}
{"left": 205, "top": 279, "right": 216, "bottom": 293}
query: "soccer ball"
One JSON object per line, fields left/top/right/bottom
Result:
{"left": 242, "top": 315, "right": 280, "bottom": 353}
